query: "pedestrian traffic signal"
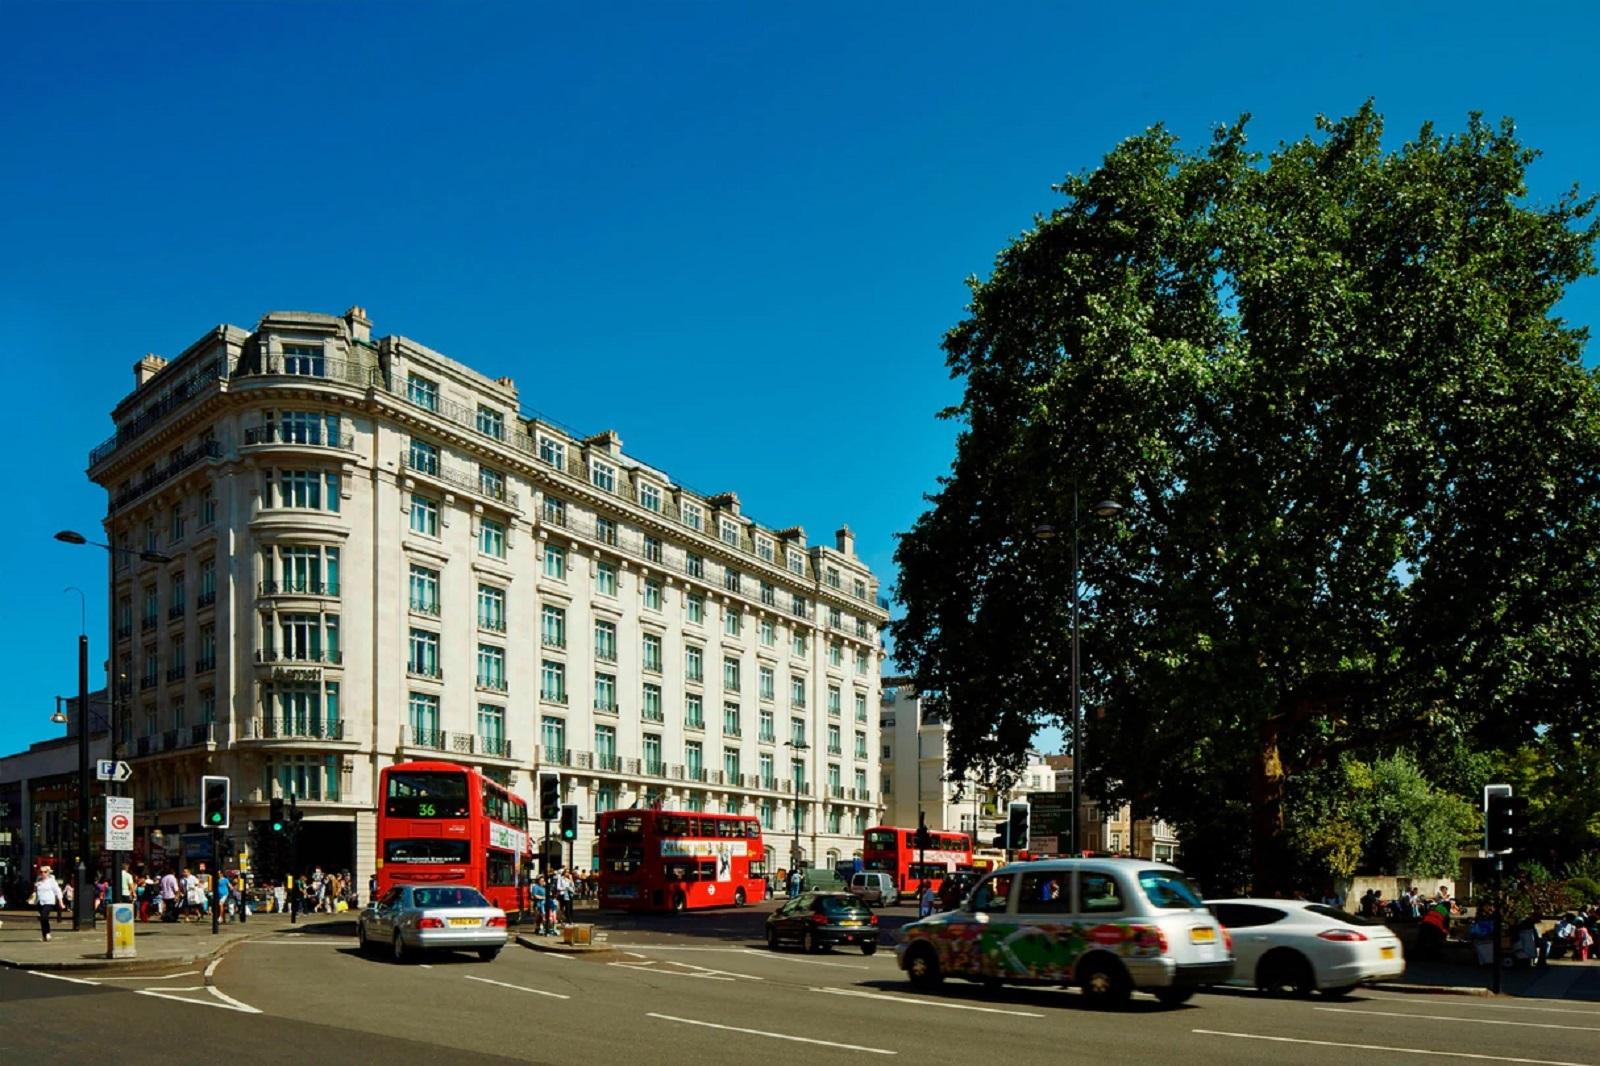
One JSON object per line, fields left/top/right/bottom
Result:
{"left": 559, "top": 804, "right": 579, "bottom": 841}
{"left": 289, "top": 793, "right": 303, "bottom": 826}
{"left": 992, "top": 821, "right": 1008, "bottom": 850}
{"left": 1486, "top": 794, "right": 1528, "bottom": 854}
{"left": 914, "top": 824, "right": 932, "bottom": 852}
{"left": 269, "top": 797, "right": 285, "bottom": 834}
{"left": 201, "top": 775, "right": 231, "bottom": 829}
{"left": 538, "top": 771, "right": 561, "bottom": 822}
{"left": 1007, "top": 802, "right": 1030, "bottom": 851}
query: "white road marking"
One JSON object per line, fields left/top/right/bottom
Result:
{"left": 1362, "top": 994, "right": 1600, "bottom": 1017}
{"left": 624, "top": 951, "right": 649, "bottom": 959}
{"left": 670, "top": 961, "right": 763, "bottom": 981}
{"left": 26, "top": 970, "right": 98, "bottom": 986}
{"left": 95, "top": 971, "right": 201, "bottom": 981}
{"left": 244, "top": 939, "right": 346, "bottom": 945}
{"left": 1194, "top": 1029, "right": 1594, "bottom": 1066}
{"left": 204, "top": 958, "right": 223, "bottom": 979}
{"left": 646, "top": 1013, "right": 896, "bottom": 1055}
{"left": 1316, "top": 1006, "right": 1600, "bottom": 1032}
{"left": 419, "top": 964, "right": 433, "bottom": 969}
{"left": 610, "top": 962, "right": 734, "bottom": 980}
{"left": 463, "top": 974, "right": 570, "bottom": 999}
{"left": 810, "top": 985, "right": 1044, "bottom": 1017}
{"left": 135, "top": 988, "right": 258, "bottom": 1013}
{"left": 206, "top": 985, "right": 263, "bottom": 1013}
{"left": 740, "top": 949, "right": 868, "bottom": 970}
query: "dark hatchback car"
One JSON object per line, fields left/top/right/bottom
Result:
{"left": 766, "top": 892, "right": 880, "bottom": 954}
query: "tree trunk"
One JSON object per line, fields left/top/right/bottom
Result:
{"left": 1251, "top": 719, "right": 1289, "bottom": 895}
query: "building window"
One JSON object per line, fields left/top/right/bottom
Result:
{"left": 791, "top": 594, "right": 807, "bottom": 619}
{"left": 723, "top": 606, "right": 742, "bottom": 637}
{"left": 410, "top": 494, "right": 439, "bottom": 536}
{"left": 594, "top": 620, "right": 617, "bottom": 662}
{"left": 759, "top": 617, "right": 775, "bottom": 647}
{"left": 408, "top": 628, "right": 440, "bottom": 678}
{"left": 792, "top": 631, "right": 807, "bottom": 657}
{"left": 480, "top": 517, "right": 506, "bottom": 558}
{"left": 478, "top": 703, "right": 506, "bottom": 754}
{"left": 199, "top": 559, "right": 216, "bottom": 606}
{"left": 407, "top": 374, "right": 438, "bottom": 411}
{"left": 408, "top": 438, "right": 439, "bottom": 476}
{"left": 595, "top": 561, "right": 617, "bottom": 597}
{"left": 542, "top": 495, "right": 566, "bottom": 527}
{"left": 827, "top": 724, "right": 841, "bottom": 755}
{"left": 541, "top": 716, "right": 566, "bottom": 761}
{"left": 265, "top": 469, "right": 340, "bottom": 511}
{"left": 787, "top": 550, "right": 805, "bottom": 576}
{"left": 687, "top": 793, "right": 705, "bottom": 813}
{"left": 760, "top": 581, "right": 776, "bottom": 607}
{"left": 827, "top": 764, "right": 841, "bottom": 794}
{"left": 596, "top": 516, "right": 617, "bottom": 546}
{"left": 687, "top": 593, "right": 704, "bottom": 625}
{"left": 855, "top": 691, "right": 867, "bottom": 722}
{"left": 686, "top": 552, "right": 704, "bottom": 579}
{"left": 590, "top": 459, "right": 617, "bottom": 493}
{"left": 685, "top": 693, "right": 704, "bottom": 729}
{"left": 643, "top": 535, "right": 663, "bottom": 563}
{"left": 722, "top": 656, "right": 741, "bottom": 692}
{"left": 643, "top": 578, "right": 663, "bottom": 611}
{"left": 643, "top": 683, "right": 663, "bottom": 722}
{"left": 791, "top": 718, "right": 807, "bottom": 747}
{"left": 826, "top": 566, "right": 841, "bottom": 590}
{"left": 854, "top": 731, "right": 867, "bottom": 759}
{"left": 170, "top": 505, "right": 186, "bottom": 544}
{"left": 759, "top": 753, "right": 775, "bottom": 789}
{"left": 828, "top": 809, "right": 842, "bottom": 834}
{"left": 685, "top": 645, "right": 703, "bottom": 682}
{"left": 479, "top": 465, "right": 505, "bottom": 501}
{"left": 541, "top": 660, "right": 567, "bottom": 703}
{"left": 855, "top": 650, "right": 869, "bottom": 676}
{"left": 538, "top": 435, "right": 566, "bottom": 469}
{"left": 170, "top": 571, "right": 186, "bottom": 616}
{"left": 477, "top": 584, "right": 506, "bottom": 631}
{"left": 595, "top": 724, "right": 617, "bottom": 769}
{"left": 720, "top": 519, "right": 739, "bottom": 547}
{"left": 758, "top": 666, "right": 775, "bottom": 702}
{"left": 681, "top": 501, "right": 704, "bottom": 531}
{"left": 476, "top": 644, "right": 506, "bottom": 691}
{"left": 408, "top": 691, "right": 440, "bottom": 741}
{"left": 760, "top": 801, "right": 775, "bottom": 829}
{"left": 790, "top": 676, "right": 807, "bottom": 708}
{"left": 686, "top": 741, "right": 704, "bottom": 780}
{"left": 594, "top": 672, "right": 617, "bottom": 713}
{"left": 642, "top": 633, "right": 663, "bottom": 673}
{"left": 541, "top": 605, "right": 566, "bottom": 648}
{"left": 639, "top": 483, "right": 662, "bottom": 512}
{"left": 759, "top": 707, "right": 775, "bottom": 743}
{"left": 409, "top": 565, "right": 439, "bottom": 614}
{"left": 756, "top": 536, "right": 774, "bottom": 563}
{"left": 723, "top": 746, "right": 741, "bottom": 779}
{"left": 476, "top": 405, "right": 504, "bottom": 439}
{"left": 283, "top": 344, "right": 324, "bottom": 376}
{"left": 828, "top": 685, "right": 842, "bottom": 717}
{"left": 723, "top": 568, "right": 741, "bottom": 594}
{"left": 723, "top": 704, "right": 741, "bottom": 738}
{"left": 829, "top": 607, "right": 843, "bottom": 631}
{"left": 643, "top": 733, "right": 663, "bottom": 775}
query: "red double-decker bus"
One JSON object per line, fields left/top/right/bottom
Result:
{"left": 862, "top": 825, "right": 973, "bottom": 899}
{"left": 377, "top": 760, "right": 532, "bottom": 919}
{"left": 597, "top": 809, "right": 768, "bottom": 912}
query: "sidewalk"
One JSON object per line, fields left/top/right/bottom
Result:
{"left": 0, "top": 908, "right": 347, "bottom": 971}
{"left": 1371, "top": 957, "right": 1600, "bottom": 1001}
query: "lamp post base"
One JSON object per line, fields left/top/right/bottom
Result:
{"left": 75, "top": 862, "right": 96, "bottom": 930}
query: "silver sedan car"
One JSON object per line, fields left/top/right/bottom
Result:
{"left": 358, "top": 884, "right": 509, "bottom": 962}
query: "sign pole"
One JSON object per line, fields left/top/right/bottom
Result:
{"left": 211, "top": 827, "right": 221, "bottom": 934}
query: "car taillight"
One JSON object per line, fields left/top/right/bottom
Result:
{"left": 868, "top": 914, "right": 879, "bottom": 925}
{"left": 1317, "top": 929, "right": 1367, "bottom": 942}
{"left": 1222, "top": 926, "right": 1233, "bottom": 952}
{"left": 487, "top": 916, "right": 508, "bottom": 927}
{"left": 1156, "top": 928, "right": 1169, "bottom": 954}
{"left": 417, "top": 917, "right": 445, "bottom": 929}
{"left": 811, "top": 912, "right": 828, "bottom": 924}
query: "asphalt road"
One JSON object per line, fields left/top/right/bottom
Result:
{"left": 5, "top": 901, "right": 1598, "bottom": 1066}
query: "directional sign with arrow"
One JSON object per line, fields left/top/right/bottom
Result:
{"left": 96, "top": 759, "right": 133, "bottom": 783}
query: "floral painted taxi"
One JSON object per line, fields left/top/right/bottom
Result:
{"left": 893, "top": 857, "right": 1233, "bottom": 1007}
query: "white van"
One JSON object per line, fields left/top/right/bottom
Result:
{"left": 892, "top": 858, "right": 1234, "bottom": 1007}
{"left": 848, "top": 871, "right": 897, "bottom": 907}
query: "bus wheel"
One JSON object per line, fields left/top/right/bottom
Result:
{"left": 672, "top": 892, "right": 687, "bottom": 913}
{"left": 734, "top": 888, "right": 747, "bottom": 907}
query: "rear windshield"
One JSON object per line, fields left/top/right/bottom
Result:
{"left": 410, "top": 887, "right": 489, "bottom": 909}
{"left": 1138, "top": 870, "right": 1205, "bottom": 909}
{"left": 384, "top": 839, "right": 470, "bottom": 865}
{"left": 816, "top": 895, "right": 869, "bottom": 916}
{"left": 1305, "top": 903, "right": 1379, "bottom": 926}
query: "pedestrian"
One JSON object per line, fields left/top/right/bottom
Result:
{"left": 60, "top": 877, "right": 73, "bottom": 922}
{"left": 918, "top": 880, "right": 935, "bottom": 918}
{"left": 159, "top": 866, "right": 179, "bottom": 921}
{"left": 217, "top": 870, "right": 232, "bottom": 923}
{"left": 558, "top": 869, "right": 574, "bottom": 924}
{"left": 33, "top": 865, "right": 64, "bottom": 941}
{"left": 119, "top": 863, "right": 134, "bottom": 908}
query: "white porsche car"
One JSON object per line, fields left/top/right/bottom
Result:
{"left": 1206, "top": 898, "right": 1405, "bottom": 996}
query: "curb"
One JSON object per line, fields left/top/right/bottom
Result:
{"left": 515, "top": 933, "right": 613, "bottom": 955}
{"left": 1367, "top": 981, "right": 1496, "bottom": 998}
{"left": 0, "top": 918, "right": 346, "bottom": 974}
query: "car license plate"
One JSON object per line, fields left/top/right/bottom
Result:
{"left": 449, "top": 917, "right": 479, "bottom": 927}
{"left": 840, "top": 920, "right": 861, "bottom": 927}
{"left": 1380, "top": 946, "right": 1396, "bottom": 959}
{"left": 1190, "top": 927, "right": 1216, "bottom": 944}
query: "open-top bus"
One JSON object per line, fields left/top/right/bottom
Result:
{"left": 597, "top": 809, "right": 768, "bottom": 912}
{"left": 377, "top": 760, "right": 532, "bottom": 920}
{"left": 862, "top": 825, "right": 973, "bottom": 900}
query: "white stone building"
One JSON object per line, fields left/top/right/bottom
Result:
{"left": 878, "top": 678, "right": 1053, "bottom": 841}
{"left": 86, "top": 307, "right": 888, "bottom": 888}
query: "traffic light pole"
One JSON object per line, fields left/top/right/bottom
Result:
{"left": 1491, "top": 858, "right": 1504, "bottom": 995}
{"left": 542, "top": 819, "right": 551, "bottom": 876}
{"left": 211, "top": 827, "right": 221, "bottom": 934}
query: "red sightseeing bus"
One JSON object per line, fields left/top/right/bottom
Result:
{"left": 597, "top": 809, "right": 768, "bottom": 912}
{"left": 377, "top": 760, "right": 532, "bottom": 920}
{"left": 862, "top": 825, "right": 973, "bottom": 900}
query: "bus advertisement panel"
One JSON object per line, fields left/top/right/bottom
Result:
{"left": 862, "top": 826, "right": 973, "bottom": 899}
{"left": 598, "top": 809, "right": 767, "bottom": 912}
{"left": 377, "top": 760, "right": 532, "bottom": 919}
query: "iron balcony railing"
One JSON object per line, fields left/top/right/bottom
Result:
{"left": 90, "top": 356, "right": 229, "bottom": 467}
{"left": 402, "top": 451, "right": 520, "bottom": 510}
{"left": 243, "top": 425, "right": 356, "bottom": 450}
{"left": 245, "top": 717, "right": 346, "bottom": 741}
{"left": 396, "top": 725, "right": 508, "bottom": 759}
{"left": 408, "top": 663, "right": 443, "bottom": 680}
{"left": 197, "top": 590, "right": 216, "bottom": 608}
{"left": 410, "top": 599, "right": 441, "bottom": 617}
{"left": 112, "top": 440, "right": 223, "bottom": 511}
{"left": 116, "top": 625, "right": 132, "bottom": 642}
{"left": 476, "top": 676, "right": 508, "bottom": 693}
{"left": 256, "top": 649, "right": 344, "bottom": 666}
{"left": 195, "top": 655, "right": 216, "bottom": 674}
{"left": 142, "top": 616, "right": 158, "bottom": 633}
{"left": 259, "top": 579, "right": 340, "bottom": 597}
{"left": 166, "top": 664, "right": 186, "bottom": 682}
{"left": 478, "top": 616, "right": 507, "bottom": 633}
{"left": 168, "top": 604, "right": 185, "bottom": 620}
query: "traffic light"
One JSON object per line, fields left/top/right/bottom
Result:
{"left": 1486, "top": 794, "right": 1528, "bottom": 854}
{"left": 993, "top": 821, "right": 1008, "bottom": 850}
{"left": 538, "top": 771, "right": 561, "bottom": 822}
{"left": 289, "top": 793, "right": 303, "bottom": 828}
{"left": 914, "top": 822, "right": 932, "bottom": 853}
{"left": 559, "top": 804, "right": 579, "bottom": 841}
{"left": 201, "top": 775, "right": 231, "bottom": 829}
{"left": 1007, "top": 802, "right": 1030, "bottom": 851}
{"left": 269, "top": 797, "right": 286, "bottom": 834}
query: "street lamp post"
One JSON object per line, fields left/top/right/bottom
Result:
{"left": 54, "top": 530, "right": 172, "bottom": 928}
{"left": 1034, "top": 489, "right": 1123, "bottom": 857}
{"left": 786, "top": 739, "right": 810, "bottom": 887}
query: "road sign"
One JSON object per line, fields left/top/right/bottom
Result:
{"left": 96, "top": 760, "right": 133, "bottom": 783}
{"left": 105, "top": 796, "right": 134, "bottom": 851}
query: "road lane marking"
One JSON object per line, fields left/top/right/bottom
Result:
{"left": 1362, "top": 995, "right": 1600, "bottom": 1017}
{"left": 646, "top": 1013, "right": 896, "bottom": 1055}
{"left": 95, "top": 971, "right": 200, "bottom": 981}
{"left": 670, "top": 961, "right": 763, "bottom": 981}
{"left": 206, "top": 985, "right": 263, "bottom": 1013}
{"left": 740, "top": 949, "right": 868, "bottom": 970}
{"left": 26, "top": 971, "right": 99, "bottom": 985}
{"left": 1316, "top": 1006, "right": 1600, "bottom": 1032}
{"left": 609, "top": 962, "right": 734, "bottom": 980}
{"left": 1193, "top": 1029, "right": 1594, "bottom": 1066}
{"left": 463, "top": 974, "right": 570, "bottom": 999}
{"left": 810, "top": 986, "right": 1044, "bottom": 1017}
{"left": 624, "top": 951, "right": 649, "bottom": 959}
{"left": 135, "top": 988, "right": 259, "bottom": 1013}
{"left": 205, "top": 958, "right": 223, "bottom": 979}
{"left": 419, "top": 964, "right": 433, "bottom": 969}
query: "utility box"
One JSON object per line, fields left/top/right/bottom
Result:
{"left": 561, "top": 924, "right": 593, "bottom": 946}
{"left": 107, "top": 902, "right": 136, "bottom": 959}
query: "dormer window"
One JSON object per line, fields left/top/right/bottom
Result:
{"left": 756, "top": 536, "right": 774, "bottom": 563}
{"left": 720, "top": 519, "right": 740, "bottom": 547}
{"left": 590, "top": 458, "right": 617, "bottom": 494}
{"left": 407, "top": 373, "right": 438, "bottom": 412}
{"left": 538, "top": 435, "right": 566, "bottom": 469}
{"left": 787, "top": 550, "right": 805, "bottom": 576}
{"left": 639, "top": 482, "right": 662, "bottom": 513}
{"left": 681, "top": 500, "right": 704, "bottom": 531}
{"left": 476, "top": 405, "right": 504, "bottom": 440}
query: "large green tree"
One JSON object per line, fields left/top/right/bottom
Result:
{"left": 892, "top": 105, "right": 1600, "bottom": 893}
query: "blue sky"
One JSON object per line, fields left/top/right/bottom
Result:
{"left": 2, "top": 1, "right": 1596, "bottom": 757}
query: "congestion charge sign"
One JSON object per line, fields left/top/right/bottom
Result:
{"left": 105, "top": 796, "right": 134, "bottom": 851}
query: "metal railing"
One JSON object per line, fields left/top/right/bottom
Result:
{"left": 408, "top": 663, "right": 443, "bottom": 680}
{"left": 90, "top": 356, "right": 229, "bottom": 466}
{"left": 112, "top": 440, "right": 223, "bottom": 510}
{"left": 259, "top": 579, "right": 340, "bottom": 597}
{"left": 476, "top": 676, "right": 508, "bottom": 693}
{"left": 166, "top": 664, "right": 186, "bottom": 682}
{"left": 168, "top": 604, "right": 185, "bottom": 620}
{"left": 195, "top": 655, "right": 216, "bottom": 674}
{"left": 245, "top": 718, "right": 346, "bottom": 741}
{"left": 256, "top": 649, "right": 344, "bottom": 665}
{"left": 402, "top": 452, "right": 520, "bottom": 509}
{"left": 243, "top": 425, "right": 356, "bottom": 450}
{"left": 197, "top": 590, "right": 216, "bottom": 608}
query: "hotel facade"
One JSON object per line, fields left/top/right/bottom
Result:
{"left": 86, "top": 307, "right": 888, "bottom": 883}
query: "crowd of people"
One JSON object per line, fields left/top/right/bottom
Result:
{"left": 525, "top": 868, "right": 597, "bottom": 934}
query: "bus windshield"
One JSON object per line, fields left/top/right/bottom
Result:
{"left": 385, "top": 771, "right": 470, "bottom": 818}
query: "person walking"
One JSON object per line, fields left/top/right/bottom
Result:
{"left": 918, "top": 880, "right": 935, "bottom": 918}
{"left": 159, "top": 866, "right": 180, "bottom": 922}
{"left": 33, "top": 865, "right": 64, "bottom": 941}
{"left": 558, "top": 869, "right": 574, "bottom": 924}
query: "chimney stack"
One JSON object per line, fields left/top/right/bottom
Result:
{"left": 344, "top": 305, "right": 372, "bottom": 343}
{"left": 133, "top": 353, "right": 168, "bottom": 387}
{"left": 835, "top": 525, "right": 855, "bottom": 557}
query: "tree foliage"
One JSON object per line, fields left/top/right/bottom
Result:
{"left": 892, "top": 104, "right": 1600, "bottom": 893}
